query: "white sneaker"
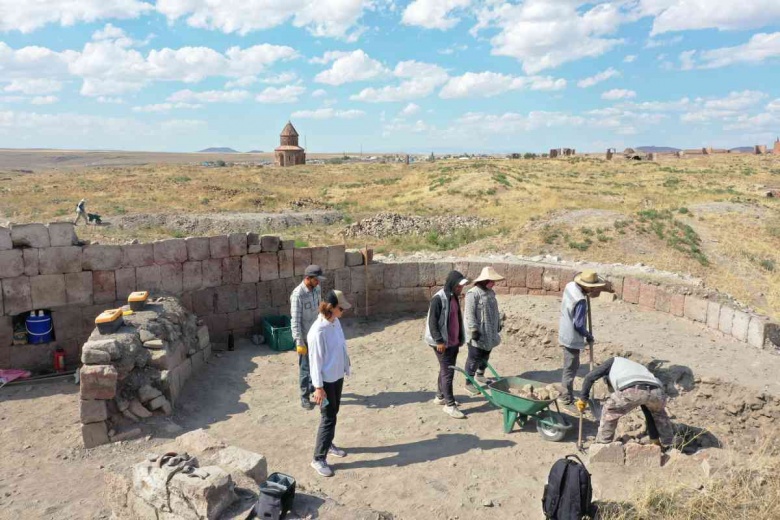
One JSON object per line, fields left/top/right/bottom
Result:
{"left": 433, "top": 396, "right": 460, "bottom": 406}
{"left": 443, "top": 405, "right": 465, "bottom": 419}
{"left": 311, "top": 459, "right": 334, "bottom": 477}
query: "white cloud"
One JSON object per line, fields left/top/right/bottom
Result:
{"left": 678, "top": 91, "right": 767, "bottom": 123}
{"left": 351, "top": 60, "right": 448, "bottom": 102}
{"left": 0, "top": 0, "right": 153, "bottom": 33}
{"left": 450, "top": 111, "right": 586, "bottom": 136}
{"left": 225, "top": 76, "right": 257, "bottom": 88}
{"left": 438, "top": 44, "right": 468, "bottom": 55}
{"left": 679, "top": 32, "right": 780, "bottom": 70}
{"left": 256, "top": 85, "right": 306, "bottom": 103}
{"left": 644, "top": 35, "right": 683, "bottom": 48}
{"left": 156, "top": 0, "right": 374, "bottom": 40}
{"left": 767, "top": 99, "right": 780, "bottom": 112}
{"left": 260, "top": 72, "right": 298, "bottom": 84}
{"left": 641, "top": 0, "right": 780, "bottom": 35}
{"left": 602, "top": 89, "right": 636, "bottom": 100}
{"left": 312, "top": 89, "right": 327, "bottom": 98}
{"left": 577, "top": 67, "right": 620, "bottom": 88}
{"left": 382, "top": 118, "right": 432, "bottom": 136}
{"left": 168, "top": 89, "right": 250, "bottom": 103}
{"left": 96, "top": 96, "right": 125, "bottom": 104}
{"left": 473, "top": 0, "right": 625, "bottom": 73}
{"left": 402, "top": 0, "right": 471, "bottom": 30}
{"left": 314, "top": 50, "right": 389, "bottom": 85}
{"left": 400, "top": 103, "right": 420, "bottom": 116}
{"left": 291, "top": 108, "right": 365, "bottom": 119}
{"left": 439, "top": 71, "right": 565, "bottom": 99}
{"left": 30, "top": 95, "right": 58, "bottom": 105}
{"left": 623, "top": 55, "right": 637, "bottom": 63}
{"left": 132, "top": 102, "right": 202, "bottom": 112}
{"left": 4, "top": 78, "right": 63, "bottom": 95}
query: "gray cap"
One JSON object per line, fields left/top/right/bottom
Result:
{"left": 304, "top": 265, "right": 326, "bottom": 280}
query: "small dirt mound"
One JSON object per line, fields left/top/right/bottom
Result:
{"left": 342, "top": 212, "right": 494, "bottom": 238}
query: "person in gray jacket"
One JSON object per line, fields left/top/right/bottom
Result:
{"left": 464, "top": 266, "right": 505, "bottom": 396}
{"left": 558, "top": 270, "right": 606, "bottom": 405}
{"left": 425, "top": 270, "right": 469, "bottom": 419}
{"left": 291, "top": 265, "right": 326, "bottom": 410}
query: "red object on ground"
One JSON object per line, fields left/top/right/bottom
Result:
{"left": 54, "top": 348, "right": 66, "bottom": 373}
{"left": 0, "top": 369, "right": 31, "bottom": 383}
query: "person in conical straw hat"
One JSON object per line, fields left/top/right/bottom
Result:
{"left": 558, "top": 270, "right": 607, "bottom": 405}
{"left": 463, "top": 266, "right": 506, "bottom": 397}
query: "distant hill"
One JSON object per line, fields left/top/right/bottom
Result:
{"left": 247, "top": 150, "right": 264, "bottom": 153}
{"left": 730, "top": 146, "right": 754, "bottom": 153}
{"left": 636, "top": 146, "right": 681, "bottom": 153}
{"left": 198, "top": 147, "right": 238, "bottom": 153}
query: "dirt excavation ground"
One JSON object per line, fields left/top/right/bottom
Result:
{"left": 1, "top": 295, "right": 779, "bottom": 519}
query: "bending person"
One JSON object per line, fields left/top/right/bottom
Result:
{"left": 309, "top": 290, "right": 352, "bottom": 478}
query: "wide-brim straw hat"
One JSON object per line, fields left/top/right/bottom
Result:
{"left": 474, "top": 266, "right": 505, "bottom": 284}
{"left": 574, "top": 270, "right": 607, "bottom": 288}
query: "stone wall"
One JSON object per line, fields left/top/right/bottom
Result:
{"left": 1, "top": 223, "right": 777, "bottom": 373}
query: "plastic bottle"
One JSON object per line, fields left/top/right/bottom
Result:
{"left": 228, "top": 332, "right": 235, "bottom": 351}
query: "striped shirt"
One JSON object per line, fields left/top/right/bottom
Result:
{"left": 290, "top": 281, "right": 321, "bottom": 345}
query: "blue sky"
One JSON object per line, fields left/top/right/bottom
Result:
{"left": 0, "top": 0, "right": 779, "bottom": 153}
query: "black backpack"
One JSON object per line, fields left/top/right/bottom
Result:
{"left": 542, "top": 455, "right": 596, "bottom": 520}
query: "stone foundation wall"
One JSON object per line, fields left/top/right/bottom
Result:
{"left": 1, "top": 223, "right": 777, "bottom": 373}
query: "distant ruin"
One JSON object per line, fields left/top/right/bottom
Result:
{"left": 274, "top": 121, "right": 306, "bottom": 167}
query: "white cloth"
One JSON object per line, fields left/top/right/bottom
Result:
{"left": 307, "top": 315, "right": 350, "bottom": 388}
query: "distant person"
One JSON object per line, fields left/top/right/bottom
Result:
{"left": 558, "top": 270, "right": 606, "bottom": 405}
{"left": 464, "top": 266, "right": 505, "bottom": 395}
{"left": 74, "top": 198, "right": 88, "bottom": 226}
{"left": 577, "top": 356, "right": 674, "bottom": 447}
{"left": 425, "top": 270, "right": 469, "bottom": 419}
{"left": 309, "top": 290, "right": 353, "bottom": 477}
{"left": 291, "top": 265, "right": 325, "bottom": 410}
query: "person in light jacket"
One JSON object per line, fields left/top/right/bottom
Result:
{"left": 290, "top": 265, "right": 325, "bottom": 410}
{"left": 463, "top": 266, "right": 505, "bottom": 396}
{"left": 308, "top": 290, "right": 352, "bottom": 478}
{"left": 424, "top": 270, "right": 469, "bottom": 419}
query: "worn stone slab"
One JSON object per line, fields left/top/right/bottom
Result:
{"left": 398, "top": 263, "right": 419, "bottom": 288}
{"left": 280, "top": 239, "right": 295, "bottom": 250}
{"left": 192, "top": 288, "right": 215, "bottom": 316}
{"left": 160, "top": 263, "right": 183, "bottom": 295}
{"left": 505, "top": 264, "right": 526, "bottom": 288}
{"left": 80, "top": 365, "right": 118, "bottom": 400}
{"left": 121, "top": 243, "right": 154, "bottom": 267}
{"left": 22, "top": 248, "right": 39, "bottom": 276}
{"left": 228, "top": 233, "right": 247, "bottom": 257}
{"left": 2, "top": 276, "right": 32, "bottom": 315}
{"left": 526, "top": 266, "right": 543, "bottom": 290}
{"left": 333, "top": 268, "right": 350, "bottom": 294}
{"left": 115, "top": 268, "right": 136, "bottom": 301}
{"left": 747, "top": 315, "right": 767, "bottom": 348}
{"left": 82, "top": 338, "right": 121, "bottom": 362}
{"left": 731, "top": 310, "right": 750, "bottom": 342}
{"left": 201, "top": 258, "right": 222, "bottom": 288}
{"left": 175, "top": 428, "right": 226, "bottom": 454}
{"left": 670, "top": 294, "right": 685, "bottom": 317}
{"left": 239, "top": 255, "right": 258, "bottom": 284}
{"left": 209, "top": 235, "right": 229, "bottom": 259}
{"left": 38, "top": 246, "right": 82, "bottom": 275}
{"left": 588, "top": 442, "right": 624, "bottom": 465}
{"left": 81, "top": 347, "right": 110, "bottom": 365}
{"left": 606, "top": 276, "right": 623, "bottom": 298}
{"left": 82, "top": 421, "right": 109, "bottom": 449}
{"left": 345, "top": 249, "right": 363, "bottom": 267}
{"left": 0, "top": 316, "right": 11, "bottom": 346}
{"left": 310, "top": 247, "right": 328, "bottom": 269}
{"left": 182, "top": 261, "right": 202, "bottom": 292}
{"left": 220, "top": 257, "right": 241, "bottom": 285}
{"left": 259, "top": 253, "right": 279, "bottom": 281}
{"left": 351, "top": 266, "right": 366, "bottom": 293}
{"left": 293, "top": 248, "right": 312, "bottom": 276}
{"left": 228, "top": 310, "right": 254, "bottom": 330}
{"left": 653, "top": 289, "right": 671, "bottom": 313}
{"left": 31, "top": 274, "right": 67, "bottom": 309}
{"left": 215, "top": 285, "right": 238, "bottom": 314}
{"left": 198, "top": 325, "right": 210, "bottom": 350}
{"left": 434, "top": 262, "right": 453, "bottom": 285}
{"left": 167, "top": 465, "right": 236, "bottom": 519}
{"left": 0, "top": 226, "right": 11, "bottom": 250}
{"left": 625, "top": 443, "right": 661, "bottom": 468}
{"left": 47, "top": 222, "right": 78, "bottom": 247}
{"left": 83, "top": 245, "right": 123, "bottom": 271}
{"left": 81, "top": 399, "right": 108, "bottom": 424}
{"left": 277, "top": 249, "right": 293, "bottom": 278}
{"left": 216, "top": 446, "right": 268, "bottom": 485}
{"left": 50, "top": 306, "right": 81, "bottom": 340}
{"left": 326, "top": 245, "right": 346, "bottom": 271}
{"left": 238, "top": 283, "right": 257, "bottom": 310}
{"left": 418, "top": 262, "right": 435, "bottom": 286}
{"left": 683, "top": 296, "right": 708, "bottom": 323}
{"left": 261, "top": 235, "right": 280, "bottom": 252}
{"left": 383, "top": 264, "right": 400, "bottom": 289}
{"left": 510, "top": 287, "right": 529, "bottom": 295}
{"left": 135, "top": 265, "right": 162, "bottom": 292}
{"left": 0, "top": 250, "right": 24, "bottom": 279}
{"left": 718, "top": 306, "right": 734, "bottom": 335}
{"left": 542, "top": 268, "right": 560, "bottom": 292}
{"left": 11, "top": 223, "right": 50, "bottom": 248}
{"left": 367, "top": 263, "right": 384, "bottom": 289}
{"left": 638, "top": 283, "right": 656, "bottom": 310}
{"left": 247, "top": 233, "right": 261, "bottom": 254}
{"left": 622, "top": 278, "right": 640, "bottom": 304}
{"left": 92, "top": 271, "right": 117, "bottom": 304}
{"left": 559, "top": 269, "right": 577, "bottom": 289}
{"left": 270, "top": 279, "right": 287, "bottom": 307}
{"left": 185, "top": 236, "right": 210, "bottom": 261}
{"left": 153, "top": 239, "right": 187, "bottom": 265}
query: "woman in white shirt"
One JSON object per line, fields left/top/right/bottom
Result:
{"left": 308, "top": 289, "right": 352, "bottom": 478}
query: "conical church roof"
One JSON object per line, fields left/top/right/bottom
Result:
{"left": 280, "top": 121, "right": 299, "bottom": 137}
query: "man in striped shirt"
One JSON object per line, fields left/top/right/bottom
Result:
{"left": 291, "top": 265, "right": 325, "bottom": 410}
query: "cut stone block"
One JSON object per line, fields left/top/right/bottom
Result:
{"left": 238, "top": 283, "right": 257, "bottom": 310}
{"left": 153, "top": 239, "right": 187, "bottom": 265}
{"left": 160, "top": 263, "right": 183, "bottom": 295}
{"left": 280, "top": 239, "right": 295, "bottom": 250}
{"left": 167, "top": 466, "right": 236, "bottom": 520}
{"left": 176, "top": 428, "right": 226, "bottom": 453}
{"left": 38, "top": 246, "right": 82, "bottom": 275}
{"left": 706, "top": 301, "right": 721, "bottom": 329}
{"left": 638, "top": 283, "right": 656, "bottom": 310}
{"left": 221, "top": 257, "right": 241, "bottom": 285}
{"left": 434, "top": 262, "right": 453, "bottom": 285}
{"left": 506, "top": 264, "right": 527, "bottom": 288}
{"left": 191, "top": 288, "right": 215, "bottom": 316}
{"left": 383, "top": 264, "right": 400, "bottom": 289}
{"left": 197, "top": 325, "right": 210, "bottom": 349}
{"left": 136, "top": 265, "right": 162, "bottom": 292}
{"left": 624, "top": 443, "right": 662, "bottom": 468}
{"left": 718, "top": 306, "right": 734, "bottom": 335}
{"left": 542, "top": 268, "right": 560, "bottom": 292}
{"left": 259, "top": 253, "right": 279, "bottom": 281}
{"left": 92, "top": 270, "right": 117, "bottom": 304}
{"left": 121, "top": 243, "right": 154, "bottom": 267}
{"left": 22, "top": 248, "right": 39, "bottom": 276}
{"left": 277, "top": 249, "right": 293, "bottom": 278}
{"left": 201, "top": 258, "right": 222, "bottom": 288}
{"left": 82, "top": 421, "right": 109, "bottom": 449}
{"left": 260, "top": 235, "right": 280, "bottom": 252}
{"left": 670, "top": 294, "right": 685, "bottom": 317}
{"left": 683, "top": 296, "right": 708, "bottom": 323}
{"left": 0, "top": 250, "right": 24, "bottom": 278}
{"left": 731, "top": 310, "right": 750, "bottom": 342}
{"left": 247, "top": 233, "right": 262, "bottom": 254}
{"left": 310, "top": 246, "right": 328, "bottom": 269}
{"left": 82, "top": 245, "right": 123, "bottom": 271}
{"left": 345, "top": 249, "right": 363, "bottom": 267}
{"left": 182, "top": 261, "right": 203, "bottom": 292}
{"left": 82, "top": 347, "right": 110, "bottom": 365}
{"left": 418, "top": 262, "right": 435, "bottom": 286}
{"left": 2, "top": 276, "right": 32, "bottom": 315}
{"left": 47, "top": 222, "right": 77, "bottom": 247}
{"left": 588, "top": 442, "right": 625, "bottom": 465}
{"left": 228, "top": 233, "right": 247, "bottom": 256}
{"left": 398, "top": 263, "right": 419, "bottom": 288}
{"left": 526, "top": 266, "right": 543, "bottom": 289}
{"left": 215, "top": 285, "right": 238, "bottom": 314}
{"left": 747, "top": 316, "right": 768, "bottom": 349}
{"left": 82, "top": 338, "right": 121, "bottom": 362}
{"left": 216, "top": 446, "right": 268, "bottom": 485}
{"left": 293, "top": 248, "right": 312, "bottom": 276}
{"left": 115, "top": 268, "right": 136, "bottom": 300}
{"left": 227, "top": 310, "right": 253, "bottom": 330}
{"left": 31, "top": 274, "right": 67, "bottom": 309}
{"left": 63, "top": 271, "right": 92, "bottom": 305}
{"left": 143, "top": 339, "right": 164, "bottom": 349}
{"left": 80, "top": 364, "right": 118, "bottom": 400}
{"left": 185, "top": 236, "right": 211, "bottom": 261}
{"left": 654, "top": 289, "right": 671, "bottom": 313}
{"left": 0, "top": 226, "right": 11, "bottom": 250}
{"left": 241, "top": 255, "right": 259, "bottom": 283}
{"left": 209, "top": 235, "right": 229, "bottom": 259}
{"left": 80, "top": 399, "right": 108, "bottom": 424}
{"left": 129, "top": 399, "right": 153, "bottom": 418}
{"left": 138, "top": 384, "right": 163, "bottom": 403}
{"left": 327, "top": 245, "right": 346, "bottom": 270}
{"left": 622, "top": 278, "right": 640, "bottom": 304}
{"left": 11, "top": 223, "right": 50, "bottom": 248}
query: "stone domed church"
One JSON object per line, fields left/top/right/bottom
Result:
{"left": 274, "top": 121, "right": 306, "bottom": 167}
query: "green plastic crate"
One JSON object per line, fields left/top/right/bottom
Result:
{"left": 261, "top": 315, "right": 296, "bottom": 352}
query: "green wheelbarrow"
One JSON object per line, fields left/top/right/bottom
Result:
{"left": 451, "top": 363, "right": 573, "bottom": 442}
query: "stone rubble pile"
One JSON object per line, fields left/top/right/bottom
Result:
{"left": 80, "top": 297, "right": 211, "bottom": 448}
{"left": 342, "top": 212, "right": 494, "bottom": 239}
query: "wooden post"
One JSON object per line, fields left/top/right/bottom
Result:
{"left": 363, "top": 244, "right": 369, "bottom": 317}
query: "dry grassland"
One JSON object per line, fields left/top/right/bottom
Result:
{"left": 0, "top": 154, "right": 778, "bottom": 316}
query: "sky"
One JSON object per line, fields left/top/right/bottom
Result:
{"left": 0, "top": 1, "right": 779, "bottom": 153}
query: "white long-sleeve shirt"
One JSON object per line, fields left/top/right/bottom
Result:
{"left": 307, "top": 315, "right": 350, "bottom": 388}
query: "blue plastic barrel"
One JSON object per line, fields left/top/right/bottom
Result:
{"left": 26, "top": 314, "right": 53, "bottom": 344}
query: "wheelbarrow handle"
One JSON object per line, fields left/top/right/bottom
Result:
{"left": 449, "top": 365, "right": 494, "bottom": 402}
{"left": 484, "top": 362, "right": 500, "bottom": 379}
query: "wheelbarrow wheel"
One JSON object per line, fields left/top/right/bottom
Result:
{"left": 537, "top": 421, "right": 566, "bottom": 442}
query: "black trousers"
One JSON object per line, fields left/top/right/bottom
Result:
{"left": 313, "top": 378, "right": 344, "bottom": 461}
{"left": 432, "top": 346, "right": 460, "bottom": 406}
{"left": 465, "top": 346, "right": 492, "bottom": 378}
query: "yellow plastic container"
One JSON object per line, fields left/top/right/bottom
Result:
{"left": 95, "top": 308, "right": 124, "bottom": 335}
{"left": 128, "top": 291, "right": 150, "bottom": 311}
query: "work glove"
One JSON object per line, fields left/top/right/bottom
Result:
{"left": 586, "top": 335, "right": 595, "bottom": 346}
{"left": 296, "top": 344, "right": 308, "bottom": 356}
{"left": 471, "top": 330, "right": 481, "bottom": 341}
{"left": 575, "top": 399, "right": 588, "bottom": 413}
